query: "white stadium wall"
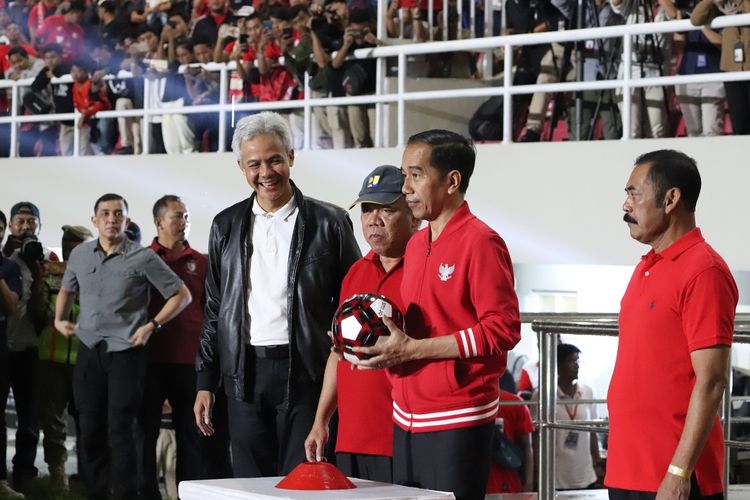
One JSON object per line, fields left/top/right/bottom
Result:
{"left": 3, "top": 135, "right": 746, "bottom": 269}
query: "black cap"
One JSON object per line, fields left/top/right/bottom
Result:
{"left": 10, "top": 202, "right": 40, "bottom": 220}
{"left": 350, "top": 165, "right": 404, "bottom": 209}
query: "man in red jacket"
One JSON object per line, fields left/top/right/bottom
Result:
{"left": 354, "top": 130, "right": 521, "bottom": 500}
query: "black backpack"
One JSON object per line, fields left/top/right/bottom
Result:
{"left": 469, "top": 95, "right": 503, "bottom": 141}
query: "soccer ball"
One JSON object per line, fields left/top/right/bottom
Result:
{"left": 331, "top": 293, "right": 404, "bottom": 364}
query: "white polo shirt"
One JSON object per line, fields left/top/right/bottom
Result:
{"left": 247, "top": 195, "right": 298, "bottom": 346}
{"left": 555, "top": 382, "right": 598, "bottom": 489}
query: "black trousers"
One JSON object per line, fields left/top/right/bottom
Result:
{"left": 226, "top": 353, "right": 319, "bottom": 478}
{"left": 609, "top": 474, "right": 723, "bottom": 500}
{"left": 199, "top": 388, "right": 233, "bottom": 480}
{"left": 74, "top": 342, "right": 147, "bottom": 500}
{"left": 8, "top": 348, "right": 40, "bottom": 486}
{"left": 336, "top": 452, "right": 392, "bottom": 483}
{"left": 139, "top": 363, "right": 204, "bottom": 499}
{"left": 393, "top": 423, "right": 494, "bottom": 500}
{"left": 724, "top": 80, "right": 750, "bottom": 135}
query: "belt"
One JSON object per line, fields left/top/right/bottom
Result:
{"left": 252, "top": 344, "right": 290, "bottom": 360}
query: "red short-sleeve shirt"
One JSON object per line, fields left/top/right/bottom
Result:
{"left": 606, "top": 228, "right": 737, "bottom": 495}
{"left": 335, "top": 251, "right": 404, "bottom": 457}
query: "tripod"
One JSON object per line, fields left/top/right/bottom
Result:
{"left": 632, "top": 0, "right": 673, "bottom": 138}
{"left": 583, "top": 0, "right": 624, "bottom": 140}
{"left": 547, "top": 0, "right": 622, "bottom": 141}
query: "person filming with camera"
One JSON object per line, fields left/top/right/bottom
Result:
{"left": 331, "top": 7, "right": 380, "bottom": 148}
{"left": 1, "top": 202, "right": 60, "bottom": 494}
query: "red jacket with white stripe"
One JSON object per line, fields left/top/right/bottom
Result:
{"left": 390, "top": 202, "right": 521, "bottom": 432}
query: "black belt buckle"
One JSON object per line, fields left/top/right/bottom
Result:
{"left": 253, "top": 344, "right": 290, "bottom": 360}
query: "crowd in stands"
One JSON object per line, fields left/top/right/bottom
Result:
{"left": 0, "top": 0, "right": 747, "bottom": 156}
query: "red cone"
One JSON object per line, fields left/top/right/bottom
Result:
{"left": 276, "top": 462, "right": 357, "bottom": 490}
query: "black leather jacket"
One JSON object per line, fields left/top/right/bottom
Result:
{"left": 197, "top": 183, "right": 361, "bottom": 403}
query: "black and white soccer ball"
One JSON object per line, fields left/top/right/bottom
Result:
{"left": 331, "top": 293, "right": 404, "bottom": 363}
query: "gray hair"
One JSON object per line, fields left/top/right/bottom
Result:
{"left": 231, "top": 112, "right": 293, "bottom": 162}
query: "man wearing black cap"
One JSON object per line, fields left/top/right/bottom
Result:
{"left": 304, "top": 165, "right": 419, "bottom": 481}
{"left": 352, "top": 131, "right": 521, "bottom": 500}
{"left": 2, "top": 202, "right": 59, "bottom": 492}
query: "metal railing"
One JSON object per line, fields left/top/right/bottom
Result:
{"left": 529, "top": 316, "right": 750, "bottom": 499}
{"left": 1, "top": 13, "right": 749, "bottom": 157}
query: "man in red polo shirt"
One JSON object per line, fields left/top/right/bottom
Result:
{"left": 304, "top": 165, "right": 419, "bottom": 481}
{"left": 141, "top": 195, "right": 232, "bottom": 498}
{"left": 354, "top": 130, "right": 521, "bottom": 500}
{"left": 607, "top": 149, "right": 737, "bottom": 500}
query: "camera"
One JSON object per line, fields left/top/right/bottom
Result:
{"left": 21, "top": 235, "right": 44, "bottom": 262}
{"left": 239, "top": 33, "right": 248, "bottom": 44}
{"left": 311, "top": 10, "right": 329, "bottom": 33}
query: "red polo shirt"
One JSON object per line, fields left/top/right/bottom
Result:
{"left": 606, "top": 228, "right": 737, "bottom": 494}
{"left": 335, "top": 250, "right": 403, "bottom": 457}
{"left": 148, "top": 239, "right": 208, "bottom": 365}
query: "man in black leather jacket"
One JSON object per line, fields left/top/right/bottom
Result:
{"left": 193, "top": 111, "right": 361, "bottom": 478}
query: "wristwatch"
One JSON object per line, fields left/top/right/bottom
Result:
{"left": 150, "top": 319, "right": 162, "bottom": 333}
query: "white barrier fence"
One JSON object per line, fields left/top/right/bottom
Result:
{"left": 1, "top": 13, "right": 749, "bottom": 157}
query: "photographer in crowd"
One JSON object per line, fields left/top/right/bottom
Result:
{"left": 309, "top": 0, "right": 351, "bottom": 149}
{"left": 611, "top": 0, "right": 672, "bottom": 138}
{"left": 332, "top": 7, "right": 379, "bottom": 148}
{"left": 1, "top": 202, "right": 60, "bottom": 494}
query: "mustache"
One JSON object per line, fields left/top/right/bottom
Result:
{"left": 623, "top": 213, "right": 637, "bottom": 224}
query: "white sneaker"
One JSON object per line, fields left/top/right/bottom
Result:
{"left": 0, "top": 480, "right": 25, "bottom": 499}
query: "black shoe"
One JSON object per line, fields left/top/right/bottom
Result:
{"left": 520, "top": 129, "right": 541, "bottom": 142}
{"left": 116, "top": 146, "right": 134, "bottom": 155}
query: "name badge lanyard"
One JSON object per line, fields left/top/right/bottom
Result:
{"left": 564, "top": 398, "right": 578, "bottom": 421}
